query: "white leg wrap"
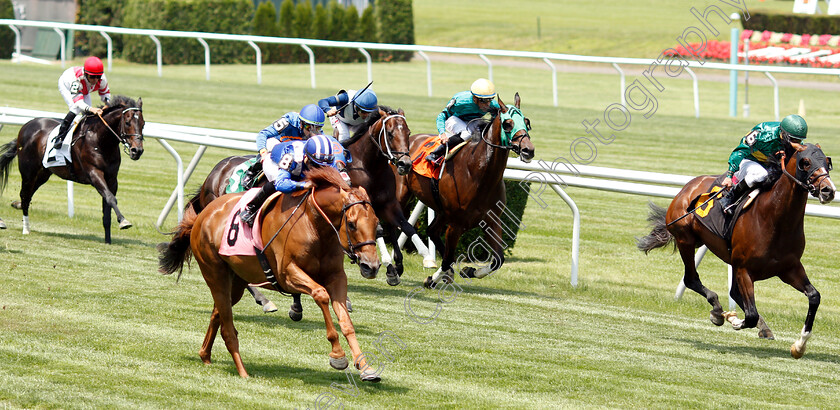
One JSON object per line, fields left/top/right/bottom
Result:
{"left": 22, "top": 216, "right": 30, "bottom": 235}
{"left": 473, "top": 265, "right": 493, "bottom": 279}
{"left": 431, "top": 267, "right": 446, "bottom": 283}
{"left": 411, "top": 234, "right": 430, "bottom": 258}
{"left": 376, "top": 237, "right": 392, "bottom": 265}
{"left": 794, "top": 326, "right": 812, "bottom": 352}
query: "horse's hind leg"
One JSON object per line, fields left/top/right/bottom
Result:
{"left": 246, "top": 286, "right": 278, "bottom": 313}
{"left": 779, "top": 264, "right": 819, "bottom": 358}
{"left": 289, "top": 294, "right": 303, "bottom": 321}
{"left": 726, "top": 276, "right": 774, "bottom": 339}
{"left": 676, "top": 239, "right": 724, "bottom": 325}
{"left": 18, "top": 169, "right": 52, "bottom": 235}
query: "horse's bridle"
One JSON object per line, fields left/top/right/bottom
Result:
{"left": 476, "top": 111, "right": 531, "bottom": 154}
{"left": 781, "top": 149, "right": 833, "bottom": 197}
{"left": 370, "top": 114, "right": 410, "bottom": 166}
{"left": 311, "top": 190, "right": 375, "bottom": 264}
{"left": 97, "top": 107, "right": 143, "bottom": 154}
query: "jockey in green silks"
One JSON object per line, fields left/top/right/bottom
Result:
{"left": 425, "top": 78, "right": 501, "bottom": 163}
{"left": 719, "top": 114, "right": 808, "bottom": 214}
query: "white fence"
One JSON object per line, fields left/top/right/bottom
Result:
{"left": 5, "top": 19, "right": 840, "bottom": 118}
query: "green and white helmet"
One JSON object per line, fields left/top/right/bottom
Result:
{"left": 780, "top": 114, "right": 807, "bottom": 140}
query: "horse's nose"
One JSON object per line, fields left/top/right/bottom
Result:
{"left": 820, "top": 185, "right": 835, "bottom": 203}
{"left": 520, "top": 147, "right": 534, "bottom": 163}
{"left": 359, "top": 261, "right": 379, "bottom": 279}
{"left": 130, "top": 147, "right": 144, "bottom": 160}
{"left": 397, "top": 159, "right": 412, "bottom": 175}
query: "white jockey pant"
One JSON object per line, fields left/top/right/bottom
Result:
{"left": 733, "top": 159, "right": 768, "bottom": 188}
{"left": 443, "top": 116, "right": 482, "bottom": 141}
{"left": 261, "top": 138, "right": 282, "bottom": 183}
{"left": 330, "top": 116, "right": 352, "bottom": 142}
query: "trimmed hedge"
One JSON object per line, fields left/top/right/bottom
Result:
{"left": 405, "top": 180, "right": 531, "bottom": 261}
{"left": 0, "top": 0, "right": 13, "bottom": 59}
{"left": 75, "top": 0, "right": 126, "bottom": 58}
{"left": 742, "top": 10, "right": 840, "bottom": 35}
{"left": 252, "top": 0, "right": 279, "bottom": 63}
{"left": 375, "top": 0, "right": 413, "bottom": 62}
{"left": 121, "top": 0, "right": 253, "bottom": 65}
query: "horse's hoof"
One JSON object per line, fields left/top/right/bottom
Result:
{"left": 289, "top": 309, "right": 303, "bottom": 322}
{"left": 330, "top": 356, "right": 349, "bottom": 370}
{"left": 0, "top": 219, "right": 5, "bottom": 229}
{"left": 262, "top": 301, "right": 278, "bottom": 313}
{"left": 423, "top": 258, "right": 438, "bottom": 269}
{"left": 423, "top": 276, "right": 436, "bottom": 289}
{"left": 791, "top": 344, "right": 805, "bottom": 359}
{"left": 119, "top": 219, "right": 132, "bottom": 230}
{"left": 460, "top": 266, "right": 476, "bottom": 279}
{"left": 386, "top": 265, "right": 401, "bottom": 286}
{"left": 10, "top": 201, "right": 21, "bottom": 210}
{"left": 758, "top": 329, "right": 775, "bottom": 340}
{"left": 346, "top": 298, "right": 353, "bottom": 313}
{"left": 359, "top": 371, "right": 381, "bottom": 383}
{"left": 710, "top": 311, "right": 725, "bottom": 326}
{"left": 22, "top": 228, "right": 29, "bottom": 235}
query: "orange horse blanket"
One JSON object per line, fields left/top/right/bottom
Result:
{"left": 411, "top": 135, "right": 444, "bottom": 180}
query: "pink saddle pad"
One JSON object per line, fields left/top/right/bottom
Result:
{"left": 219, "top": 188, "right": 269, "bottom": 256}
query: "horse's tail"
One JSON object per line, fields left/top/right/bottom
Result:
{"left": 636, "top": 202, "right": 675, "bottom": 254}
{"left": 0, "top": 139, "right": 18, "bottom": 194}
{"left": 156, "top": 211, "right": 198, "bottom": 282}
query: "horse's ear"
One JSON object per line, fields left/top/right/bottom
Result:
{"left": 792, "top": 141, "right": 807, "bottom": 151}
{"left": 816, "top": 143, "right": 822, "bottom": 149}
{"left": 398, "top": 107, "right": 405, "bottom": 116}
{"left": 514, "top": 92, "right": 521, "bottom": 109}
{"left": 138, "top": 97, "right": 142, "bottom": 109}
{"left": 497, "top": 95, "right": 508, "bottom": 113}
{"left": 378, "top": 108, "right": 386, "bottom": 117}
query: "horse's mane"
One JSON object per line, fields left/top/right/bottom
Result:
{"left": 306, "top": 166, "right": 350, "bottom": 191}
{"left": 347, "top": 105, "right": 400, "bottom": 142}
{"left": 103, "top": 95, "right": 140, "bottom": 114}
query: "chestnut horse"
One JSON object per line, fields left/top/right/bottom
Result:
{"left": 342, "top": 106, "right": 429, "bottom": 286}
{"left": 396, "top": 93, "right": 534, "bottom": 288}
{"left": 158, "top": 167, "right": 381, "bottom": 380}
{"left": 0, "top": 96, "right": 145, "bottom": 243}
{"left": 638, "top": 142, "right": 835, "bottom": 358}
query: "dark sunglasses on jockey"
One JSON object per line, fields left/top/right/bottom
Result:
{"left": 780, "top": 129, "right": 803, "bottom": 145}
{"left": 304, "top": 123, "right": 323, "bottom": 133}
{"left": 475, "top": 97, "right": 493, "bottom": 104}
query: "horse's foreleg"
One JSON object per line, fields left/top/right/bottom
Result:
{"left": 676, "top": 239, "right": 724, "bottom": 325}
{"left": 732, "top": 266, "right": 759, "bottom": 329}
{"left": 324, "top": 278, "right": 380, "bottom": 383}
{"left": 382, "top": 222, "right": 402, "bottom": 286}
{"left": 289, "top": 294, "right": 303, "bottom": 321}
{"left": 90, "top": 174, "right": 129, "bottom": 243}
{"left": 431, "top": 224, "right": 464, "bottom": 285}
{"left": 779, "top": 265, "right": 819, "bottom": 358}
{"left": 246, "top": 286, "right": 278, "bottom": 313}
{"left": 423, "top": 215, "right": 451, "bottom": 288}
{"left": 469, "top": 214, "right": 506, "bottom": 279}
{"left": 284, "top": 263, "right": 347, "bottom": 369}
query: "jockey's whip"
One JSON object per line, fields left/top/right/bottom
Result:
{"left": 666, "top": 188, "right": 727, "bottom": 226}
{"left": 336, "top": 80, "right": 374, "bottom": 112}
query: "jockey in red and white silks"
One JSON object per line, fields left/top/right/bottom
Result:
{"left": 54, "top": 57, "right": 111, "bottom": 148}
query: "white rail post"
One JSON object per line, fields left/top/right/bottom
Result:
{"left": 417, "top": 50, "right": 432, "bottom": 97}
{"left": 149, "top": 35, "right": 162, "bottom": 77}
{"left": 764, "top": 72, "right": 780, "bottom": 121}
{"left": 358, "top": 47, "right": 372, "bottom": 83}
{"left": 53, "top": 28, "right": 65, "bottom": 68}
{"left": 10, "top": 25, "right": 20, "bottom": 63}
{"left": 99, "top": 31, "right": 112, "bottom": 71}
{"left": 425, "top": 207, "right": 436, "bottom": 268}
{"left": 197, "top": 38, "right": 210, "bottom": 81}
{"left": 155, "top": 139, "right": 184, "bottom": 225}
{"left": 158, "top": 145, "right": 207, "bottom": 228}
{"left": 67, "top": 181, "right": 74, "bottom": 217}
{"left": 550, "top": 184, "right": 579, "bottom": 287}
{"left": 685, "top": 67, "right": 700, "bottom": 118}
{"left": 247, "top": 41, "right": 262, "bottom": 84}
{"left": 543, "top": 58, "right": 558, "bottom": 107}
{"left": 300, "top": 44, "right": 316, "bottom": 88}
{"left": 479, "top": 54, "right": 493, "bottom": 83}
{"left": 612, "top": 63, "right": 625, "bottom": 106}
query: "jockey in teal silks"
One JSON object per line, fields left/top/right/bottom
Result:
{"left": 719, "top": 114, "right": 808, "bottom": 214}
{"left": 425, "top": 78, "right": 501, "bottom": 163}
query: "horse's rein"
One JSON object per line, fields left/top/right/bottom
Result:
{"left": 310, "top": 189, "right": 375, "bottom": 264}
{"left": 371, "top": 114, "right": 409, "bottom": 165}
{"left": 261, "top": 190, "right": 310, "bottom": 250}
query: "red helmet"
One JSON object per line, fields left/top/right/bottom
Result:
{"left": 84, "top": 57, "right": 104, "bottom": 76}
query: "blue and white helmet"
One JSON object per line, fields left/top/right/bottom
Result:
{"left": 299, "top": 104, "right": 326, "bottom": 127}
{"left": 304, "top": 134, "right": 335, "bottom": 166}
{"left": 353, "top": 89, "right": 378, "bottom": 113}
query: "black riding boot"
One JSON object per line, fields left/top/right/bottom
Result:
{"left": 426, "top": 135, "right": 464, "bottom": 163}
{"left": 240, "top": 182, "right": 277, "bottom": 226}
{"left": 721, "top": 180, "right": 750, "bottom": 215}
{"left": 241, "top": 158, "right": 263, "bottom": 189}
{"left": 54, "top": 111, "right": 75, "bottom": 150}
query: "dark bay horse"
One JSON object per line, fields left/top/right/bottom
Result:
{"left": 396, "top": 93, "right": 534, "bottom": 288}
{"left": 0, "top": 96, "right": 145, "bottom": 243}
{"left": 638, "top": 142, "right": 835, "bottom": 358}
{"left": 158, "top": 167, "right": 381, "bottom": 380}
{"left": 342, "top": 106, "right": 428, "bottom": 286}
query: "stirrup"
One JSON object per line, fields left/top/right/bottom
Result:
{"left": 240, "top": 207, "right": 257, "bottom": 226}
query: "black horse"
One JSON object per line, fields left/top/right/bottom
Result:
{"left": 0, "top": 96, "right": 145, "bottom": 243}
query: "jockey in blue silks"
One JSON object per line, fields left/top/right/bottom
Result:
{"left": 317, "top": 88, "right": 378, "bottom": 143}
{"left": 240, "top": 134, "right": 350, "bottom": 226}
{"left": 241, "top": 104, "right": 326, "bottom": 189}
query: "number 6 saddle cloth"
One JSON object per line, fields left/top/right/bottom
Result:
{"left": 686, "top": 175, "right": 760, "bottom": 242}
{"left": 219, "top": 188, "right": 282, "bottom": 256}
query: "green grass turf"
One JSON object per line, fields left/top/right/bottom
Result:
{"left": 2, "top": 36, "right": 840, "bottom": 408}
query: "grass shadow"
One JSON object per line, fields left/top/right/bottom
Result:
{"left": 39, "top": 230, "right": 155, "bottom": 247}
{"left": 675, "top": 337, "right": 840, "bottom": 364}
